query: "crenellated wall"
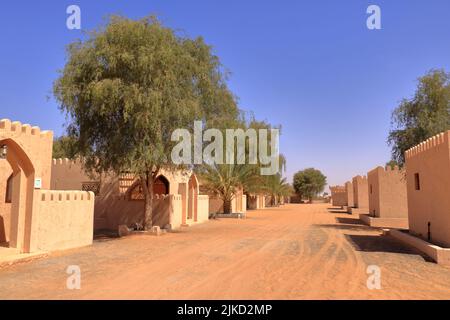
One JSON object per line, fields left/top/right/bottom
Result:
{"left": 0, "top": 119, "right": 53, "bottom": 189}
{"left": 405, "top": 131, "right": 450, "bottom": 246}
{"left": 30, "top": 190, "right": 94, "bottom": 252}
{"left": 0, "top": 119, "right": 99, "bottom": 254}
{"left": 0, "top": 119, "right": 54, "bottom": 252}
{"left": 367, "top": 165, "right": 407, "bottom": 220}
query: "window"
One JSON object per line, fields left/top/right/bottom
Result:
{"left": 129, "top": 184, "right": 145, "bottom": 201}
{"left": 370, "top": 184, "right": 373, "bottom": 194}
{"left": 414, "top": 173, "right": 421, "bottom": 191}
{"left": 5, "top": 174, "right": 13, "bottom": 203}
{"left": 82, "top": 182, "right": 101, "bottom": 196}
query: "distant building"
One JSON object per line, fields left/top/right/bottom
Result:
{"left": 330, "top": 185, "right": 347, "bottom": 207}
{"left": 350, "top": 175, "right": 369, "bottom": 214}
{"left": 360, "top": 165, "right": 408, "bottom": 229}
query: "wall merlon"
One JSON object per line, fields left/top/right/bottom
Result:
{"left": 0, "top": 119, "right": 12, "bottom": 130}
{"left": 40, "top": 130, "right": 53, "bottom": 139}
{"left": 31, "top": 126, "right": 40, "bottom": 136}
{"left": 21, "top": 124, "right": 32, "bottom": 134}
{"left": 11, "top": 121, "right": 22, "bottom": 131}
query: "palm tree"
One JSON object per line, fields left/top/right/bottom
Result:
{"left": 197, "top": 163, "right": 261, "bottom": 214}
{"left": 262, "top": 173, "right": 292, "bottom": 206}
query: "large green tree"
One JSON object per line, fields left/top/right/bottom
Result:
{"left": 388, "top": 69, "right": 450, "bottom": 165}
{"left": 52, "top": 135, "right": 77, "bottom": 159}
{"left": 53, "top": 15, "right": 238, "bottom": 229}
{"left": 293, "top": 168, "right": 327, "bottom": 202}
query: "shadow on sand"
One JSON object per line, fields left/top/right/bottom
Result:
{"left": 335, "top": 217, "right": 363, "bottom": 225}
{"left": 327, "top": 207, "right": 349, "bottom": 214}
{"left": 344, "top": 234, "right": 431, "bottom": 260}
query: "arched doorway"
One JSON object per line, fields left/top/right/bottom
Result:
{"left": 154, "top": 175, "right": 169, "bottom": 195}
{"left": 127, "top": 175, "right": 170, "bottom": 200}
{"left": 0, "top": 138, "right": 35, "bottom": 253}
{"left": 187, "top": 174, "right": 199, "bottom": 222}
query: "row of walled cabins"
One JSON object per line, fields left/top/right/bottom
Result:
{"left": 340, "top": 167, "right": 407, "bottom": 227}
{"left": 338, "top": 130, "right": 450, "bottom": 264}
{"left": 336, "top": 169, "right": 407, "bottom": 228}
{"left": 350, "top": 131, "right": 450, "bottom": 236}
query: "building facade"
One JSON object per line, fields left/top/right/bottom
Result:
{"left": 405, "top": 131, "right": 450, "bottom": 247}
{"left": 345, "top": 181, "right": 354, "bottom": 211}
{"left": 361, "top": 165, "right": 408, "bottom": 229}
{"left": 51, "top": 159, "right": 210, "bottom": 231}
{"left": 0, "top": 119, "right": 94, "bottom": 253}
{"left": 330, "top": 185, "right": 347, "bottom": 207}
{"left": 352, "top": 175, "right": 369, "bottom": 211}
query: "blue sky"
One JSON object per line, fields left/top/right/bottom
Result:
{"left": 1, "top": 0, "right": 449, "bottom": 189}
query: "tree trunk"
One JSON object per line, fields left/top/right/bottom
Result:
{"left": 142, "top": 174, "right": 154, "bottom": 230}
{"left": 223, "top": 198, "right": 232, "bottom": 214}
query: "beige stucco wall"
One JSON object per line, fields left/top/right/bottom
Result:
{"left": 94, "top": 194, "right": 177, "bottom": 230}
{"left": 330, "top": 186, "right": 347, "bottom": 207}
{"left": 405, "top": 131, "right": 450, "bottom": 247}
{"left": 352, "top": 175, "right": 369, "bottom": 209}
{"left": 197, "top": 195, "right": 209, "bottom": 223}
{"left": 51, "top": 158, "right": 100, "bottom": 191}
{"left": 0, "top": 160, "right": 12, "bottom": 242}
{"left": 368, "top": 166, "right": 407, "bottom": 219}
{"left": 345, "top": 181, "right": 354, "bottom": 208}
{"left": 30, "top": 190, "right": 94, "bottom": 252}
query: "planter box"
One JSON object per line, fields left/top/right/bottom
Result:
{"left": 387, "top": 229, "right": 450, "bottom": 265}
{"left": 360, "top": 214, "right": 408, "bottom": 229}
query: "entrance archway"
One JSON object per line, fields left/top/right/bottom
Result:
{"left": 0, "top": 138, "right": 35, "bottom": 253}
{"left": 187, "top": 174, "right": 199, "bottom": 221}
{"left": 154, "top": 175, "right": 169, "bottom": 195}
{"left": 127, "top": 175, "right": 170, "bottom": 200}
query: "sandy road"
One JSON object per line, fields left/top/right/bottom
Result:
{"left": 1, "top": 203, "right": 450, "bottom": 299}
